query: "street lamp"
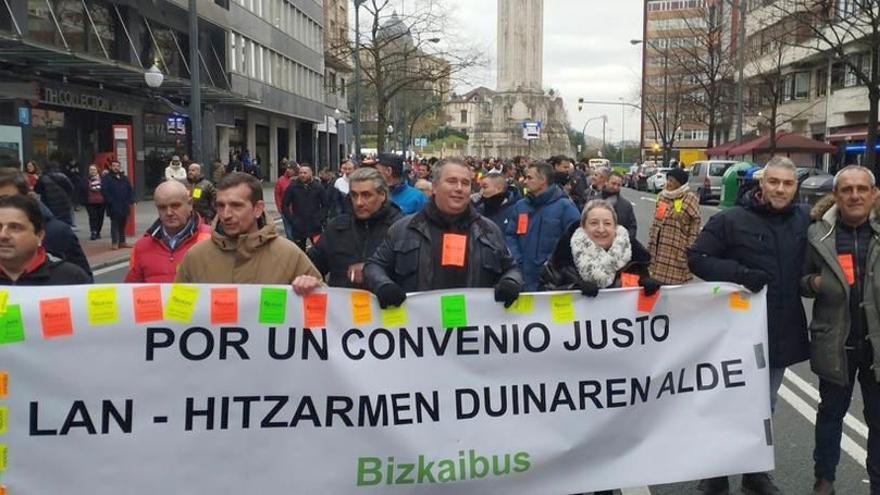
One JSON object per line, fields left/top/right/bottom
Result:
{"left": 144, "top": 62, "right": 164, "bottom": 88}
{"left": 333, "top": 108, "right": 342, "bottom": 164}
{"left": 353, "top": 0, "right": 367, "bottom": 163}
{"left": 387, "top": 125, "right": 394, "bottom": 152}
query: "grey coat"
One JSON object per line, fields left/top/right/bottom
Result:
{"left": 801, "top": 197, "right": 880, "bottom": 386}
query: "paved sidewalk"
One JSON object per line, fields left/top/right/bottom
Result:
{"left": 75, "top": 184, "right": 281, "bottom": 270}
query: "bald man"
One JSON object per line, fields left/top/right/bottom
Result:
{"left": 124, "top": 180, "right": 211, "bottom": 283}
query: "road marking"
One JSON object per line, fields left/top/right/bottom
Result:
{"left": 91, "top": 218, "right": 285, "bottom": 277}
{"left": 622, "top": 487, "right": 652, "bottom": 494}
{"left": 640, "top": 197, "right": 657, "bottom": 203}
{"left": 779, "top": 383, "right": 867, "bottom": 464}
{"left": 784, "top": 372, "right": 869, "bottom": 439}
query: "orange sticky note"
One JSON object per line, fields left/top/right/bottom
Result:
{"left": 0, "top": 371, "right": 7, "bottom": 399}
{"left": 211, "top": 288, "right": 238, "bottom": 325}
{"left": 729, "top": 291, "right": 751, "bottom": 310}
{"left": 621, "top": 273, "right": 640, "bottom": 288}
{"left": 838, "top": 253, "right": 855, "bottom": 285}
{"left": 303, "top": 293, "right": 328, "bottom": 328}
{"left": 516, "top": 213, "right": 529, "bottom": 234}
{"left": 39, "top": 298, "right": 73, "bottom": 339}
{"left": 441, "top": 233, "right": 467, "bottom": 267}
{"left": 1, "top": 483, "right": 6, "bottom": 495}
{"left": 637, "top": 289, "right": 661, "bottom": 313}
{"left": 351, "top": 291, "right": 373, "bottom": 324}
{"left": 132, "top": 286, "right": 164, "bottom": 324}
{"left": 655, "top": 201, "right": 668, "bottom": 220}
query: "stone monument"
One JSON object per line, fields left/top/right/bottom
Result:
{"left": 468, "top": 0, "right": 573, "bottom": 158}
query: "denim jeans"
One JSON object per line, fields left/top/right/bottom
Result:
{"left": 814, "top": 345, "right": 880, "bottom": 490}
{"left": 281, "top": 216, "right": 295, "bottom": 240}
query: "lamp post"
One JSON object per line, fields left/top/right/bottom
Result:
{"left": 353, "top": 0, "right": 366, "bottom": 163}
{"left": 580, "top": 115, "right": 607, "bottom": 159}
{"left": 188, "top": 0, "right": 202, "bottom": 164}
{"left": 387, "top": 124, "right": 394, "bottom": 152}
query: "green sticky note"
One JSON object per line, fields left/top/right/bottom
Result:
{"left": 713, "top": 286, "right": 721, "bottom": 294}
{"left": 381, "top": 305, "right": 407, "bottom": 327}
{"left": 0, "top": 305, "right": 24, "bottom": 345}
{"left": 441, "top": 294, "right": 468, "bottom": 329}
{"left": 259, "top": 288, "right": 288, "bottom": 324}
{"left": 164, "top": 285, "right": 200, "bottom": 323}
{"left": 506, "top": 294, "right": 534, "bottom": 314}
{"left": 0, "top": 406, "right": 7, "bottom": 435}
{"left": 550, "top": 294, "right": 575, "bottom": 323}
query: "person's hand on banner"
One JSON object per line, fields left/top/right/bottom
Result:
{"left": 376, "top": 283, "right": 406, "bottom": 309}
{"left": 292, "top": 275, "right": 323, "bottom": 295}
{"left": 639, "top": 277, "right": 662, "bottom": 296}
{"left": 739, "top": 268, "right": 771, "bottom": 293}
{"left": 493, "top": 278, "right": 522, "bottom": 308}
{"left": 576, "top": 279, "right": 600, "bottom": 298}
{"left": 347, "top": 263, "right": 365, "bottom": 286}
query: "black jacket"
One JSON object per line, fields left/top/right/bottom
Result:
{"left": 282, "top": 179, "right": 327, "bottom": 239}
{"left": 603, "top": 191, "right": 638, "bottom": 241}
{"left": 365, "top": 205, "right": 523, "bottom": 293}
{"left": 308, "top": 203, "right": 403, "bottom": 289}
{"left": 540, "top": 222, "right": 651, "bottom": 290}
{"left": 0, "top": 251, "right": 91, "bottom": 286}
{"left": 101, "top": 173, "right": 134, "bottom": 219}
{"left": 34, "top": 171, "right": 73, "bottom": 219}
{"left": 688, "top": 188, "right": 811, "bottom": 367}
{"left": 39, "top": 201, "right": 92, "bottom": 281}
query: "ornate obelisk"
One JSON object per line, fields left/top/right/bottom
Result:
{"left": 497, "top": 0, "right": 544, "bottom": 93}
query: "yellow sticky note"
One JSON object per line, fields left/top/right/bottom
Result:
{"left": 0, "top": 406, "right": 7, "bottom": 435}
{"left": 165, "top": 285, "right": 200, "bottom": 323}
{"left": 729, "top": 292, "right": 751, "bottom": 311}
{"left": 0, "top": 443, "right": 6, "bottom": 471}
{"left": 674, "top": 198, "right": 683, "bottom": 213}
{"left": 351, "top": 292, "right": 373, "bottom": 324}
{"left": 0, "top": 290, "right": 7, "bottom": 315}
{"left": 506, "top": 294, "right": 534, "bottom": 314}
{"left": 550, "top": 293, "right": 575, "bottom": 323}
{"left": 87, "top": 287, "right": 118, "bottom": 325}
{"left": 192, "top": 187, "right": 202, "bottom": 199}
{"left": 381, "top": 305, "right": 407, "bottom": 327}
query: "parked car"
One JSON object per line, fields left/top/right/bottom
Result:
{"left": 635, "top": 166, "right": 657, "bottom": 191}
{"left": 646, "top": 167, "right": 675, "bottom": 193}
{"left": 688, "top": 160, "right": 737, "bottom": 204}
{"left": 799, "top": 170, "right": 833, "bottom": 206}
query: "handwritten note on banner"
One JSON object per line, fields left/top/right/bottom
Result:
{"left": 0, "top": 284, "right": 771, "bottom": 495}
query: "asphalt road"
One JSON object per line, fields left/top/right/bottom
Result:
{"left": 617, "top": 187, "right": 870, "bottom": 494}
{"left": 91, "top": 191, "right": 871, "bottom": 494}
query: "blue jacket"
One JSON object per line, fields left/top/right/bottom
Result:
{"left": 506, "top": 185, "right": 581, "bottom": 290}
{"left": 390, "top": 182, "right": 427, "bottom": 215}
{"left": 101, "top": 173, "right": 133, "bottom": 219}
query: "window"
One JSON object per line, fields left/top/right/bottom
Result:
{"left": 782, "top": 72, "right": 810, "bottom": 101}
{"left": 816, "top": 67, "right": 828, "bottom": 97}
{"left": 229, "top": 33, "right": 237, "bottom": 72}
{"left": 460, "top": 110, "right": 468, "bottom": 124}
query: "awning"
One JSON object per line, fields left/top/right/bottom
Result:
{"left": 706, "top": 141, "right": 738, "bottom": 157}
{"left": 0, "top": 34, "right": 259, "bottom": 106}
{"left": 826, "top": 125, "right": 879, "bottom": 142}
{"left": 727, "top": 132, "right": 836, "bottom": 155}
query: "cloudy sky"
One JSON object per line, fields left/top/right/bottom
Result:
{"left": 444, "top": 0, "right": 646, "bottom": 143}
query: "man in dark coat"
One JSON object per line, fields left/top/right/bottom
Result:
{"left": 365, "top": 158, "right": 523, "bottom": 309}
{"left": 308, "top": 167, "right": 402, "bottom": 289}
{"left": 688, "top": 156, "right": 809, "bottom": 495}
{"left": 281, "top": 164, "right": 327, "bottom": 250}
{"left": 101, "top": 160, "right": 134, "bottom": 250}
{"left": 0, "top": 168, "right": 92, "bottom": 280}
{"left": 0, "top": 194, "right": 90, "bottom": 285}
{"left": 34, "top": 162, "right": 74, "bottom": 226}
{"left": 603, "top": 171, "right": 638, "bottom": 240}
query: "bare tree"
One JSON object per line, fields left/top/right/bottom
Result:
{"left": 666, "top": 1, "right": 736, "bottom": 148}
{"left": 775, "top": 0, "right": 880, "bottom": 170}
{"left": 343, "top": 0, "right": 484, "bottom": 152}
{"left": 641, "top": 61, "right": 689, "bottom": 164}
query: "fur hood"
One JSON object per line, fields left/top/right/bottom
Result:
{"left": 810, "top": 194, "right": 880, "bottom": 222}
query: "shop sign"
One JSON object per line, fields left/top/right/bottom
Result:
{"left": 17, "top": 107, "right": 29, "bottom": 126}
{"left": 41, "top": 87, "right": 136, "bottom": 115}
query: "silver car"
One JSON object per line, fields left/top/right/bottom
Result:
{"left": 688, "top": 160, "right": 736, "bottom": 204}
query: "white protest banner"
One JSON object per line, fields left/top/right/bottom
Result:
{"left": 0, "top": 283, "right": 773, "bottom": 494}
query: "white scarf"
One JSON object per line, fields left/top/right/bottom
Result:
{"left": 570, "top": 225, "right": 632, "bottom": 288}
{"left": 659, "top": 183, "right": 690, "bottom": 200}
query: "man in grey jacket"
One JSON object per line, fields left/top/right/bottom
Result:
{"left": 801, "top": 165, "right": 880, "bottom": 495}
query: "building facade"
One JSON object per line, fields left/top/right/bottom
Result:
{"left": 445, "top": 87, "right": 494, "bottom": 135}
{"left": 0, "top": 0, "right": 326, "bottom": 198}
{"left": 319, "top": 0, "right": 351, "bottom": 170}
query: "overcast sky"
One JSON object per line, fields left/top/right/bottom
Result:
{"left": 444, "top": 0, "right": 645, "bottom": 143}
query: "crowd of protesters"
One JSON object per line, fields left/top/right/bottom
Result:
{"left": 2, "top": 150, "right": 878, "bottom": 495}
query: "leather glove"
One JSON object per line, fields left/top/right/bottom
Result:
{"left": 494, "top": 278, "right": 522, "bottom": 308}
{"left": 375, "top": 283, "right": 406, "bottom": 309}
{"left": 639, "top": 277, "right": 662, "bottom": 296}
{"left": 576, "top": 279, "right": 600, "bottom": 298}
{"left": 739, "top": 269, "right": 771, "bottom": 294}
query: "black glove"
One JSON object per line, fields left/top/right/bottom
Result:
{"left": 739, "top": 269, "right": 771, "bottom": 293}
{"left": 639, "top": 277, "right": 662, "bottom": 296}
{"left": 376, "top": 283, "right": 406, "bottom": 309}
{"left": 494, "top": 278, "right": 522, "bottom": 308}
{"left": 576, "top": 279, "right": 600, "bottom": 298}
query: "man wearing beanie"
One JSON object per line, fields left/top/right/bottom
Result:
{"left": 375, "top": 153, "right": 427, "bottom": 215}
